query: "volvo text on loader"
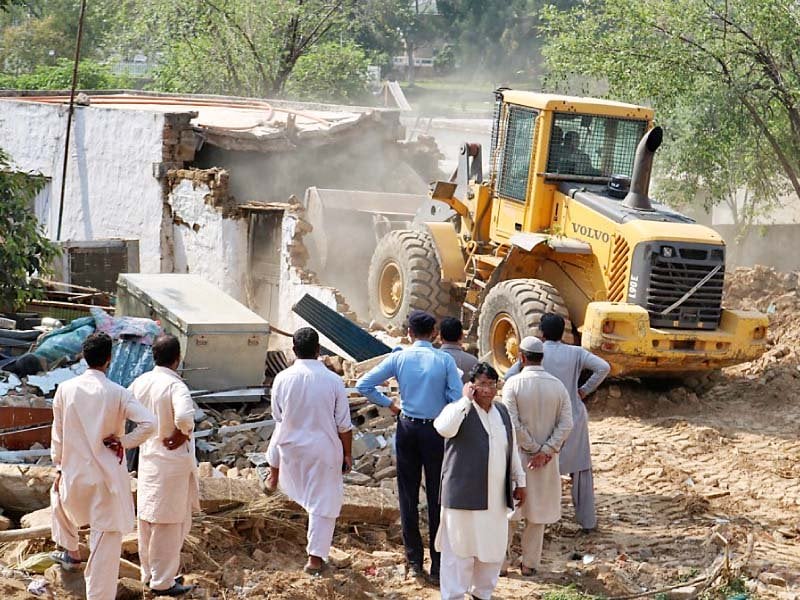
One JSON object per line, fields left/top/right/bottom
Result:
{"left": 366, "top": 89, "right": 769, "bottom": 377}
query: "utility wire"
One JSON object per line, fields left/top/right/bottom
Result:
{"left": 55, "top": 0, "right": 87, "bottom": 241}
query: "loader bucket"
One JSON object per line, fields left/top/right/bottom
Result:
{"left": 302, "top": 187, "right": 429, "bottom": 318}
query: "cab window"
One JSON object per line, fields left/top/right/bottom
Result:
{"left": 497, "top": 106, "right": 537, "bottom": 202}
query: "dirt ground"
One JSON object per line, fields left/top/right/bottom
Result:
{"left": 1, "top": 267, "right": 797, "bottom": 599}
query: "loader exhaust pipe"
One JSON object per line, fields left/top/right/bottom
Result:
{"left": 623, "top": 126, "right": 663, "bottom": 211}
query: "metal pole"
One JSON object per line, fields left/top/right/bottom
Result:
{"left": 55, "top": 0, "right": 88, "bottom": 241}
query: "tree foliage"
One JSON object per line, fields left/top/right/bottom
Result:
{"left": 285, "top": 41, "right": 370, "bottom": 103}
{"left": 540, "top": 0, "right": 800, "bottom": 207}
{"left": 0, "top": 58, "right": 129, "bottom": 90}
{"left": 0, "top": 148, "right": 59, "bottom": 311}
{"left": 130, "top": 0, "right": 363, "bottom": 98}
{"left": 0, "top": 0, "right": 124, "bottom": 72}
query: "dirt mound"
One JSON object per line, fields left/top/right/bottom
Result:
{"left": 724, "top": 265, "right": 800, "bottom": 373}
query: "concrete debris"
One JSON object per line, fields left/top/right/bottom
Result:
{"left": 0, "top": 464, "right": 55, "bottom": 513}
{"left": 759, "top": 572, "right": 788, "bottom": 587}
{"left": 199, "top": 476, "right": 263, "bottom": 513}
{"left": 327, "top": 546, "right": 352, "bottom": 568}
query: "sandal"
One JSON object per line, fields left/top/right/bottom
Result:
{"left": 303, "top": 561, "right": 327, "bottom": 576}
{"left": 520, "top": 565, "right": 537, "bottom": 577}
{"left": 50, "top": 551, "right": 84, "bottom": 571}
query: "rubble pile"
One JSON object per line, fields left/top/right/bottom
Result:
{"left": 723, "top": 265, "right": 800, "bottom": 372}
{"left": 347, "top": 399, "right": 398, "bottom": 487}
{"left": 192, "top": 377, "right": 401, "bottom": 490}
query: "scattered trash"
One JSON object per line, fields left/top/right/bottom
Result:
{"left": 0, "top": 374, "right": 22, "bottom": 396}
{"left": 583, "top": 554, "right": 595, "bottom": 564}
{"left": 3, "top": 353, "right": 46, "bottom": 378}
{"left": 27, "top": 361, "right": 87, "bottom": 395}
{"left": 27, "top": 577, "right": 48, "bottom": 595}
{"left": 17, "top": 551, "right": 56, "bottom": 574}
{"left": 32, "top": 316, "right": 95, "bottom": 363}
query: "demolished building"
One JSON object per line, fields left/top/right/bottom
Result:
{"left": 0, "top": 91, "right": 440, "bottom": 349}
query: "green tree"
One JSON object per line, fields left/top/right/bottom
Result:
{"left": 0, "top": 148, "right": 59, "bottom": 311}
{"left": 0, "top": 59, "right": 129, "bottom": 89}
{"left": 131, "top": 0, "right": 359, "bottom": 98}
{"left": 285, "top": 41, "right": 369, "bottom": 103}
{"left": 0, "top": 0, "right": 125, "bottom": 73}
{"left": 655, "top": 86, "right": 787, "bottom": 264}
{"left": 540, "top": 0, "right": 800, "bottom": 201}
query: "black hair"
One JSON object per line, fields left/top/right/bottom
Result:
{"left": 439, "top": 317, "right": 463, "bottom": 342}
{"left": 293, "top": 327, "right": 320, "bottom": 359}
{"left": 152, "top": 334, "right": 181, "bottom": 367}
{"left": 82, "top": 332, "right": 113, "bottom": 368}
{"left": 469, "top": 361, "right": 499, "bottom": 383}
{"left": 521, "top": 350, "right": 544, "bottom": 364}
{"left": 540, "top": 313, "right": 566, "bottom": 342}
{"left": 407, "top": 310, "right": 436, "bottom": 337}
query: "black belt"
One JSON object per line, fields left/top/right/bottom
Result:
{"left": 400, "top": 413, "right": 435, "bottom": 424}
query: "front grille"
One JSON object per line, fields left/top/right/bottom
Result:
{"left": 646, "top": 255, "right": 724, "bottom": 328}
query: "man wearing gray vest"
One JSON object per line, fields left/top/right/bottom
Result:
{"left": 433, "top": 362, "right": 526, "bottom": 600}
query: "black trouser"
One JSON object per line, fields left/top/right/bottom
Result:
{"left": 395, "top": 415, "right": 444, "bottom": 575}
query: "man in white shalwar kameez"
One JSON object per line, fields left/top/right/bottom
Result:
{"left": 50, "top": 333, "right": 156, "bottom": 600}
{"left": 434, "top": 362, "right": 526, "bottom": 600}
{"left": 266, "top": 327, "right": 353, "bottom": 574}
{"left": 129, "top": 334, "right": 198, "bottom": 596}
{"left": 503, "top": 337, "right": 573, "bottom": 576}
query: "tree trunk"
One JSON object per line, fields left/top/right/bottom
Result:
{"left": 406, "top": 39, "right": 416, "bottom": 85}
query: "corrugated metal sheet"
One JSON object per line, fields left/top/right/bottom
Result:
{"left": 292, "top": 294, "right": 391, "bottom": 362}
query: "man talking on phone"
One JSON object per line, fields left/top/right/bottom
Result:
{"left": 266, "top": 327, "right": 353, "bottom": 574}
{"left": 433, "top": 362, "right": 526, "bottom": 600}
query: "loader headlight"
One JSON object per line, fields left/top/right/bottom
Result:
{"left": 661, "top": 246, "right": 674, "bottom": 258}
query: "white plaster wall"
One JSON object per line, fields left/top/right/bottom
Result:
{"left": 0, "top": 100, "right": 167, "bottom": 272}
{"left": 275, "top": 212, "right": 351, "bottom": 356}
{"left": 168, "top": 179, "right": 249, "bottom": 302}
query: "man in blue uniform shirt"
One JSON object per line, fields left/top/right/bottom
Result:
{"left": 356, "top": 310, "right": 462, "bottom": 584}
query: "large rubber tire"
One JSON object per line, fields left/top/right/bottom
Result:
{"left": 367, "top": 229, "right": 456, "bottom": 329}
{"left": 477, "top": 278, "right": 572, "bottom": 373}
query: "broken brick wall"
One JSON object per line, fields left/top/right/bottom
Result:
{"left": 166, "top": 171, "right": 249, "bottom": 302}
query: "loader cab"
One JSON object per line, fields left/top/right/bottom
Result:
{"left": 488, "top": 90, "right": 654, "bottom": 241}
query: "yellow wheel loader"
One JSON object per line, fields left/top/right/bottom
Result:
{"left": 366, "top": 90, "right": 769, "bottom": 377}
